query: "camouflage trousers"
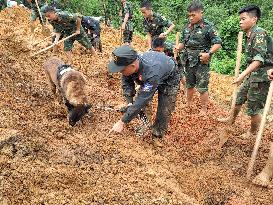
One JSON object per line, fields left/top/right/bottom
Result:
{"left": 64, "top": 30, "right": 92, "bottom": 52}
{"left": 236, "top": 77, "right": 270, "bottom": 116}
{"left": 185, "top": 63, "right": 210, "bottom": 93}
{"left": 123, "top": 22, "right": 133, "bottom": 44}
{"left": 152, "top": 67, "right": 180, "bottom": 137}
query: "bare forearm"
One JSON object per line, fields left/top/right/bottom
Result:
{"left": 166, "top": 23, "right": 175, "bottom": 35}
{"left": 147, "top": 33, "right": 152, "bottom": 49}
{"left": 76, "top": 17, "right": 81, "bottom": 31}
{"left": 123, "top": 13, "right": 129, "bottom": 24}
{"left": 241, "top": 61, "right": 261, "bottom": 78}
{"left": 210, "top": 44, "right": 221, "bottom": 53}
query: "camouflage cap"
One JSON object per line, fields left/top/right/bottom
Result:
{"left": 108, "top": 45, "right": 138, "bottom": 73}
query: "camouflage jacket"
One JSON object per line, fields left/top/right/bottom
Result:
{"left": 121, "top": 1, "right": 133, "bottom": 20}
{"left": 0, "top": 0, "right": 6, "bottom": 10}
{"left": 121, "top": 1, "right": 133, "bottom": 31}
{"left": 49, "top": 11, "right": 83, "bottom": 35}
{"left": 180, "top": 18, "right": 222, "bottom": 67}
{"left": 143, "top": 12, "right": 173, "bottom": 38}
{"left": 246, "top": 25, "right": 273, "bottom": 82}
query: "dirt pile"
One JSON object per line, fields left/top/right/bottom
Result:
{"left": 0, "top": 6, "right": 273, "bottom": 205}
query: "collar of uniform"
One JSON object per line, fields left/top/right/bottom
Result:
{"left": 188, "top": 18, "right": 205, "bottom": 29}
{"left": 247, "top": 25, "right": 257, "bottom": 38}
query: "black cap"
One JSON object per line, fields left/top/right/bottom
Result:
{"left": 108, "top": 45, "right": 138, "bottom": 73}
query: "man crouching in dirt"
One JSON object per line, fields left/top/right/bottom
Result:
{"left": 43, "top": 57, "right": 91, "bottom": 126}
{"left": 81, "top": 16, "right": 102, "bottom": 52}
{"left": 44, "top": 6, "right": 96, "bottom": 63}
{"left": 108, "top": 45, "right": 180, "bottom": 141}
{"left": 218, "top": 5, "right": 273, "bottom": 139}
{"left": 252, "top": 69, "right": 273, "bottom": 188}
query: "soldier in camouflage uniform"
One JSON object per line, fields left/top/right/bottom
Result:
{"left": 152, "top": 37, "right": 186, "bottom": 86}
{"left": 120, "top": 0, "right": 133, "bottom": 45}
{"left": 174, "top": 1, "right": 221, "bottom": 114}
{"left": 44, "top": 6, "right": 96, "bottom": 63}
{"left": 140, "top": 0, "right": 175, "bottom": 50}
{"left": 81, "top": 16, "right": 102, "bottom": 52}
{"left": 219, "top": 5, "right": 273, "bottom": 140}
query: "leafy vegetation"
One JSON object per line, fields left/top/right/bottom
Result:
{"left": 52, "top": 0, "right": 272, "bottom": 75}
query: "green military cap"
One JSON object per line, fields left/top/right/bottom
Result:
{"left": 108, "top": 45, "right": 138, "bottom": 73}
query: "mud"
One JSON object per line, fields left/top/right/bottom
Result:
{"left": 0, "top": 6, "right": 273, "bottom": 205}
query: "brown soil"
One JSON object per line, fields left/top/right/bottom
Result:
{"left": 0, "top": 6, "right": 273, "bottom": 205}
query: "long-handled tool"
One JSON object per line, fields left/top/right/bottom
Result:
{"left": 230, "top": 31, "right": 244, "bottom": 113}
{"left": 174, "top": 32, "right": 180, "bottom": 59}
{"left": 217, "top": 32, "right": 243, "bottom": 148}
{"left": 35, "top": 0, "right": 45, "bottom": 25}
{"left": 32, "top": 34, "right": 55, "bottom": 46}
{"left": 120, "top": 28, "right": 123, "bottom": 46}
{"left": 34, "top": 0, "right": 51, "bottom": 36}
{"left": 31, "top": 33, "right": 77, "bottom": 57}
{"left": 246, "top": 80, "right": 273, "bottom": 179}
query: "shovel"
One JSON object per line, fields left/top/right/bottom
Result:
{"left": 34, "top": 0, "right": 50, "bottom": 36}
{"left": 246, "top": 80, "right": 273, "bottom": 179}
{"left": 31, "top": 33, "right": 77, "bottom": 57}
{"left": 217, "top": 31, "right": 243, "bottom": 148}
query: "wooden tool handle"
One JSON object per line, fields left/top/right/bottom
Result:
{"left": 31, "top": 33, "right": 77, "bottom": 57}
{"left": 230, "top": 31, "right": 244, "bottom": 110}
{"left": 34, "top": 0, "right": 44, "bottom": 25}
{"left": 174, "top": 32, "right": 180, "bottom": 59}
{"left": 247, "top": 80, "right": 273, "bottom": 179}
{"left": 33, "top": 34, "right": 55, "bottom": 46}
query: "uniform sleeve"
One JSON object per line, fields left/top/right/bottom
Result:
{"left": 121, "top": 75, "right": 136, "bottom": 103}
{"left": 207, "top": 24, "right": 222, "bottom": 45}
{"left": 161, "top": 15, "right": 173, "bottom": 28}
{"left": 250, "top": 32, "right": 268, "bottom": 64}
{"left": 121, "top": 76, "right": 159, "bottom": 123}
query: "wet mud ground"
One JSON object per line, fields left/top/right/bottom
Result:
{"left": 0, "top": 7, "right": 273, "bottom": 205}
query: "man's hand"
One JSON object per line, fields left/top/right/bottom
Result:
{"left": 199, "top": 52, "right": 210, "bottom": 64}
{"left": 233, "top": 74, "right": 245, "bottom": 85}
{"left": 75, "top": 30, "right": 81, "bottom": 35}
{"left": 159, "top": 32, "right": 167, "bottom": 38}
{"left": 109, "top": 120, "right": 125, "bottom": 134}
{"left": 267, "top": 69, "right": 273, "bottom": 80}
{"left": 173, "top": 46, "right": 180, "bottom": 54}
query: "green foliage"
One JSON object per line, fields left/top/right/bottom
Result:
{"left": 57, "top": 0, "right": 272, "bottom": 75}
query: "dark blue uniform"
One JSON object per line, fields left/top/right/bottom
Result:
{"left": 81, "top": 16, "right": 102, "bottom": 52}
{"left": 121, "top": 51, "right": 180, "bottom": 137}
